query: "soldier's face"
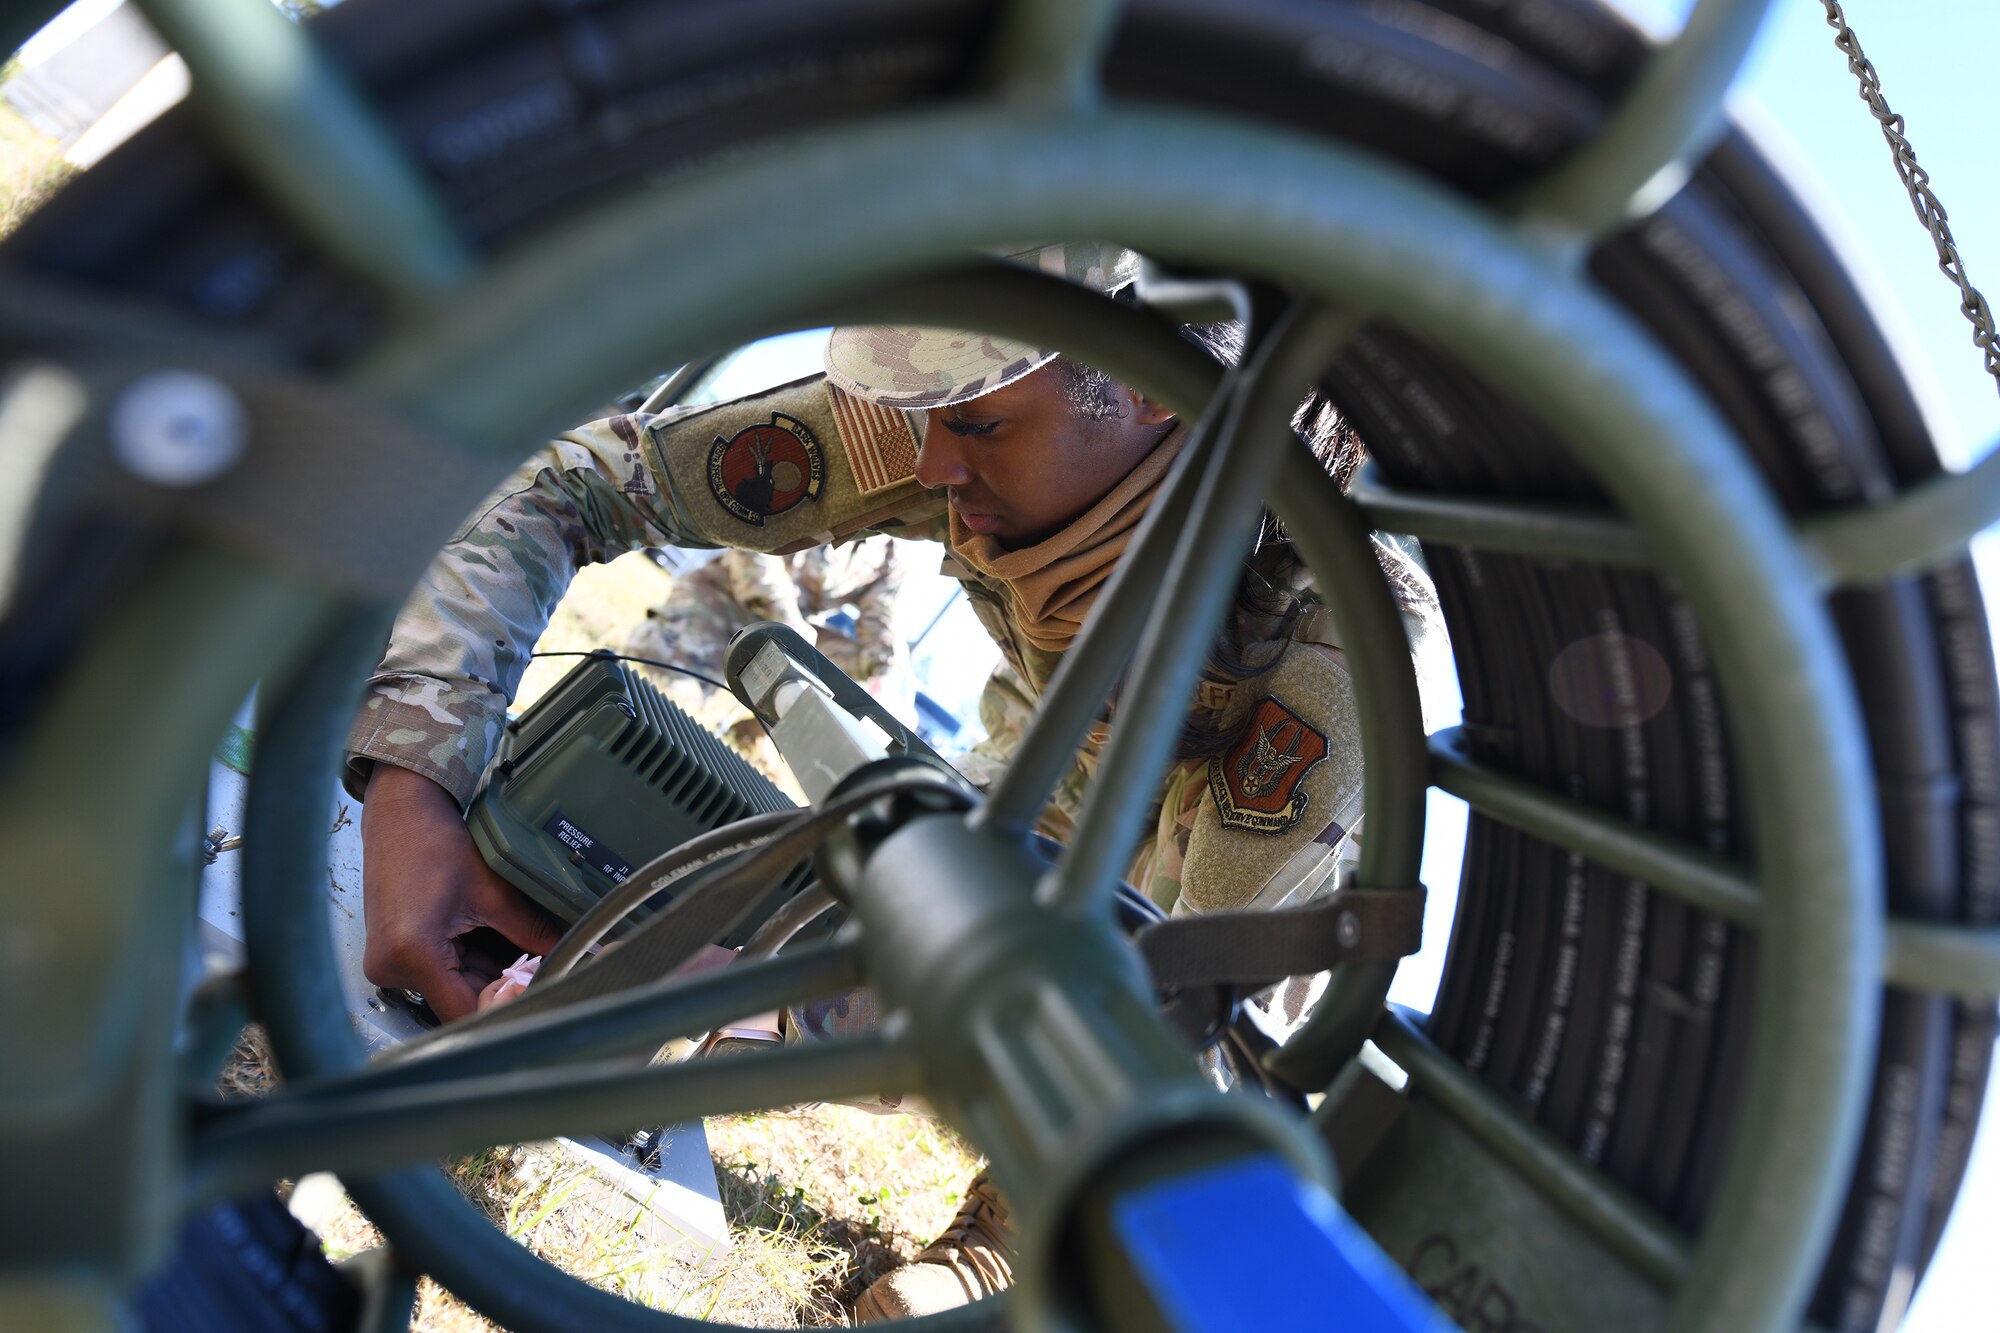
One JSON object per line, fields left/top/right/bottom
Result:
{"left": 914, "top": 366, "right": 1176, "bottom": 548}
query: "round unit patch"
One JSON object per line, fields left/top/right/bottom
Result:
{"left": 1209, "top": 696, "right": 1329, "bottom": 835}
{"left": 707, "top": 412, "right": 824, "bottom": 526}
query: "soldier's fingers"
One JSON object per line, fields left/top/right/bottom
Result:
{"left": 363, "top": 921, "right": 452, "bottom": 995}
{"left": 407, "top": 951, "right": 485, "bottom": 1024}
{"left": 472, "top": 875, "right": 565, "bottom": 958}
{"left": 426, "top": 982, "right": 484, "bottom": 1024}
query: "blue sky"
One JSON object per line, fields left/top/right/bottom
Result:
{"left": 1731, "top": 2, "right": 2000, "bottom": 461}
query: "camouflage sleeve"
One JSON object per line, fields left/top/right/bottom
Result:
{"left": 955, "top": 660, "right": 1104, "bottom": 845}
{"left": 641, "top": 372, "right": 938, "bottom": 555}
{"left": 345, "top": 374, "right": 939, "bottom": 806}
{"left": 344, "top": 415, "right": 685, "bottom": 805}
{"left": 1128, "top": 758, "right": 1210, "bottom": 910}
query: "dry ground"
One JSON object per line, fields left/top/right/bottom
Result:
{"left": 228, "top": 1028, "right": 981, "bottom": 1330}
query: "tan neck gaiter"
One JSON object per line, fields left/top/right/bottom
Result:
{"left": 946, "top": 427, "right": 1184, "bottom": 654}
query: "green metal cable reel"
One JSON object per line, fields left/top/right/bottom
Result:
{"left": 0, "top": 0, "right": 1996, "bottom": 1330}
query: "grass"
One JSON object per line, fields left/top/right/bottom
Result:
{"left": 224, "top": 1028, "right": 985, "bottom": 1328}
{"left": 228, "top": 1017, "right": 982, "bottom": 1329}
{"left": 0, "top": 93, "right": 73, "bottom": 240}
{"left": 706, "top": 1108, "right": 984, "bottom": 1319}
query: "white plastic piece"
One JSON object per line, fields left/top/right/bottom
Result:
{"left": 771, "top": 677, "right": 814, "bottom": 720}
{"left": 768, "top": 687, "right": 890, "bottom": 802}
{"left": 110, "top": 369, "right": 246, "bottom": 487}
{"left": 858, "top": 713, "right": 896, "bottom": 754}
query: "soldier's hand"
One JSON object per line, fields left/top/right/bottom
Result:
{"left": 360, "top": 763, "right": 564, "bottom": 1022}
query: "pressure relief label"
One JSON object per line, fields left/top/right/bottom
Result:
{"left": 542, "top": 811, "right": 637, "bottom": 884}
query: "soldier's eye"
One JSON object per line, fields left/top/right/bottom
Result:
{"left": 943, "top": 416, "right": 999, "bottom": 437}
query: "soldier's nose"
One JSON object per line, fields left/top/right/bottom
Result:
{"left": 915, "top": 413, "right": 974, "bottom": 489}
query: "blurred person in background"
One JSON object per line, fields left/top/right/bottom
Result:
{"left": 621, "top": 539, "right": 913, "bottom": 794}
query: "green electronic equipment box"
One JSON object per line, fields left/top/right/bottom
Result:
{"left": 465, "top": 652, "right": 812, "bottom": 947}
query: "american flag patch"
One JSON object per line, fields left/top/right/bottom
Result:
{"left": 826, "top": 383, "right": 919, "bottom": 495}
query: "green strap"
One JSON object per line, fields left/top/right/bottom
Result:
{"left": 1137, "top": 888, "right": 1425, "bottom": 989}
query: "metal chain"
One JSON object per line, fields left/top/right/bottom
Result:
{"left": 1820, "top": 0, "right": 2000, "bottom": 398}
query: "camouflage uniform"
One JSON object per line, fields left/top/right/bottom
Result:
{"left": 346, "top": 370, "right": 1374, "bottom": 918}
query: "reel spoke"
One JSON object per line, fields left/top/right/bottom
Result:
{"left": 185, "top": 1034, "right": 917, "bottom": 1210}
{"left": 1505, "top": 0, "right": 1775, "bottom": 239}
{"left": 1257, "top": 438, "right": 1432, "bottom": 1088}
{"left": 1352, "top": 462, "right": 1659, "bottom": 570}
{"left": 310, "top": 942, "right": 866, "bottom": 1099}
{"left": 1800, "top": 439, "right": 2000, "bottom": 583}
{"left": 1431, "top": 727, "right": 1762, "bottom": 926}
{"left": 975, "top": 0, "right": 1123, "bottom": 106}
{"left": 1436, "top": 729, "right": 2000, "bottom": 1003}
{"left": 975, "top": 407, "right": 1218, "bottom": 841}
{"left": 1373, "top": 1008, "right": 1689, "bottom": 1291}
{"left": 133, "top": 0, "right": 471, "bottom": 294}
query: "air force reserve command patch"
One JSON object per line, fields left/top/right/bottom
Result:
{"left": 1210, "top": 696, "right": 1329, "bottom": 835}
{"left": 708, "top": 412, "right": 825, "bottom": 526}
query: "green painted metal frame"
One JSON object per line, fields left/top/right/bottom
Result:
{"left": 188, "top": 1035, "right": 917, "bottom": 1206}
{"left": 1506, "top": 0, "right": 1775, "bottom": 238}
{"left": 1353, "top": 451, "right": 2000, "bottom": 588}
{"left": 1373, "top": 1008, "right": 1690, "bottom": 1290}
{"left": 9, "top": 0, "right": 2000, "bottom": 1327}
{"left": 306, "top": 943, "right": 868, "bottom": 1098}
{"left": 1260, "top": 441, "right": 1435, "bottom": 1091}
{"left": 0, "top": 547, "right": 330, "bottom": 1333}
{"left": 132, "top": 0, "right": 471, "bottom": 295}
{"left": 974, "top": 412, "right": 1217, "bottom": 841}
{"left": 1350, "top": 462, "right": 1661, "bottom": 569}
{"left": 1430, "top": 728, "right": 1764, "bottom": 925}
{"left": 282, "top": 104, "right": 1840, "bottom": 1328}
{"left": 976, "top": 0, "right": 1122, "bottom": 107}
{"left": 1802, "top": 449, "right": 2000, "bottom": 582}
{"left": 270, "top": 105, "right": 1863, "bottom": 1333}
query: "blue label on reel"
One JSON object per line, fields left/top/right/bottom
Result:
{"left": 1112, "top": 1155, "right": 1451, "bottom": 1333}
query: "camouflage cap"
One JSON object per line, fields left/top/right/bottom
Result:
{"left": 824, "top": 242, "right": 1140, "bottom": 410}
